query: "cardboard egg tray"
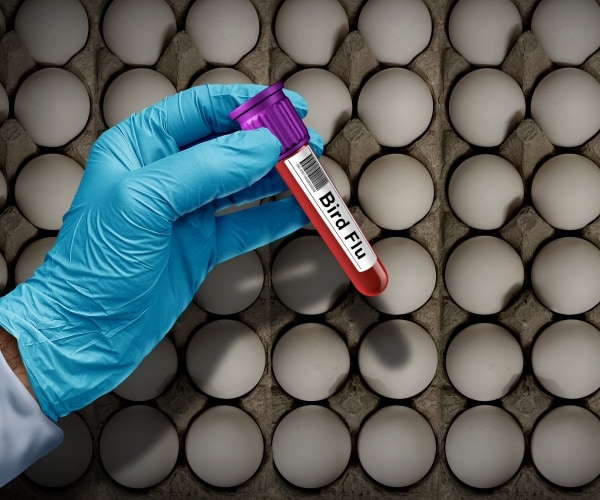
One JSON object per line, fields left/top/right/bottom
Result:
{"left": 1, "top": 0, "right": 599, "bottom": 498}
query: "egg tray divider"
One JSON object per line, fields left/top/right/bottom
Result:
{"left": 0, "top": 0, "right": 600, "bottom": 498}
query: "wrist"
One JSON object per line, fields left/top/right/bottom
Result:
{"left": 0, "top": 326, "right": 35, "bottom": 400}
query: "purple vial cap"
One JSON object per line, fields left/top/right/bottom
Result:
{"left": 229, "top": 81, "right": 310, "bottom": 161}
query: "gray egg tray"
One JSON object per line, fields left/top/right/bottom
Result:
{"left": 1, "top": 0, "right": 600, "bottom": 498}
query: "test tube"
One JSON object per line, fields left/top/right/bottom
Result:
{"left": 230, "top": 82, "right": 388, "bottom": 296}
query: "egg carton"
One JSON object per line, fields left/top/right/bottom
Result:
{"left": 0, "top": 0, "right": 599, "bottom": 498}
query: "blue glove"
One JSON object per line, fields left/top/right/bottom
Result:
{"left": 0, "top": 84, "right": 323, "bottom": 421}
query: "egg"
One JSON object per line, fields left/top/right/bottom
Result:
{"left": 99, "top": 405, "right": 179, "bottom": 489}
{"left": 103, "top": 68, "right": 176, "bottom": 127}
{"left": 271, "top": 235, "right": 349, "bottom": 315}
{"left": 102, "top": 0, "right": 177, "bottom": 66}
{"left": 531, "top": 237, "right": 600, "bottom": 315}
{"left": 15, "top": 154, "right": 83, "bottom": 230}
{"left": 194, "top": 251, "right": 264, "bottom": 315}
{"left": 445, "top": 236, "right": 524, "bottom": 315}
{"left": 24, "top": 413, "right": 93, "bottom": 488}
{"left": 445, "top": 405, "right": 525, "bottom": 489}
{"left": 191, "top": 68, "right": 253, "bottom": 86}
{"left": 448, "top": 154, "right": 523, "bottom": 230}
{"left": 532, "top": 320, "right": 600, "bottom": 399}
{"left": 113, "top": 336, "right": 178, "bottom": 401}
{"left": 531, "top": 68, "right": 600, "bottom": 148}
{"left": 0, "top": 170, "right": 7, "bottom": 209}
{"left": 14, "top": 68, "right": 90, "bottom": 147}
{"left": 531, "top": 0, "right": 600, "bottom": 66}
{"left": 14, "top": 236, "right": 56, "bottom": 284}
{"left": 358, "top": 154, "right": 434, "bottom": 230}
{"left": 531, "top": 154, "right": 600, "bottom": 230}
{"left": 272, "top": 405, "right": 351, "bottom": 489}
{"left": 365, "top": 237, "right": 436, "bottom": 315}
{"left": 272, "top": 322, "right": 350, "bottom": 401}
{"left": 357, "top": 406, "right": 436, "bottom": 488}
{"left": 0, "top": 83, "right": 8, "bottom": 125}
{"left": 186, "top": 0, "right": 259, "bottom": 66}
{"left": 358, "top": 319, "right": 438, "bottom": 399}
{"left": 284, "top": 69, "right": 352, "bottom": 144}
{"left": 445, "top": 323, "right": 523, "bottom": 401}
{"left": 15, "top": 0, "right": 88, "bottom": 66}
{"left": 275, "top": 0, "right": 349, "bottom": 66}
{"left": 186, "top": 319, "right": 265, "bottom": 399}
{"left": 357, "top": 68, "right": 433, "bottom": 147}
{"left": 0, "top": 253, "right": 6, "bottom": 294}
{"left": 448, "top": 68, "right": 525, "bottom": 147}
{"left": 531, "top": 406, "right": 600, "bottom": 488}
{"left": 448, "top": 0, "right": 521, "bottom": 66}
{"left": 185, "top": 406, "right": 264, "bottom": 488}
{"left": 358, "top": 0, "right": 431, "bottom": 66}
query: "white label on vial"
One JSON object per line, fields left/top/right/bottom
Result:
{"left": 284, "top": 145, "right": 377, "bottom": 272}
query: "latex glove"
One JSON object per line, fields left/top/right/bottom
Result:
{"left": 0, "top": 84, "right": 323, "bottom": 421}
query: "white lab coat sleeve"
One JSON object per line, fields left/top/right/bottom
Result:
{"left": 0, "top": 350, "right": 63, "bottom": 487}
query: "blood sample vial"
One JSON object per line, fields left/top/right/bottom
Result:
{"left": 230, "top": 82, "right": 388, "bottom": 296}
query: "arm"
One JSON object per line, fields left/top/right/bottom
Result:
{"left": 0, "top": 328, "right": 63, "bottom": 487}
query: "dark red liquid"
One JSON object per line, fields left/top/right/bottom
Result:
{"left": 276, "top": 157, "right": 388, "bottom": 297}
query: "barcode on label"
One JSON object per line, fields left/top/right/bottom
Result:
{"left": 299, "top": 154, "right": 328, "bottom": 191}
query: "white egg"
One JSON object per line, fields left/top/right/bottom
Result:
{"left": 191, "top": 68, "right": 253, "bottom": 86}
{"left": 0, "top": 83, "right": 8, "bottom": 125}
{"left": 365, "top": 237, "right": 436, "bottom": 315}
{"left": 194, "top": 251, "right": 264, "bottom": 315}
{"left": 357, "top": 406, "right": 436, "bottom": 488}
{"left": 272, "top": 323, "right": 350, "bottom": 401}
{"left": 15, "top": 154, "right": 83, "bottom": 231}
{"left": 531, "top": 406, "right": 600, "bottom": 488}
{"left": 102, "top": 0, "right": 177, "bottom": 66}
{"left": 15, "top": 236, "right": 56, "bottom": 284}
{"left": 448, "top": 0, "right": 521, "bottom": 66}
{"left": 358, "top": 320, "right": 438, "bottom": 399}
{"left": 14, "top": 68, "right": 90, "bottom": 147}
{"left": 357, "top": 68, "right": 433, "bottom": 147}
{"left": 15, "top": 0, "right": 88, "bottom": 66}
{"left": 448, "top": 68, "right": 525, "bottom": 147}
{"left": 284, "top": 69, "right": 352, "bottom": 144}
{"left": 103, "top": 68, "right": 176, "bottom": 127}
{"left": 186, "top": 0, "right": 259, "bottom": 66}
{"left": 445, "top": 236, "right": 524, "bottom": 315}
{"left": 24, "top": 413, "right": 93, "bottom": 488}
{"left": 113, "top": 336, "right": 178, "bottom": 401}
{"left": 0, "top": 253, "right": 6, "bottom": 294}
{"left": 271, "top": 235, "right": 349, "bottom": 315}
{"left": 272, "top": 405, "right": 351, "bottom": 489}
{"left": 99, "top": 405, "right": 179, "bottom": 489}
{"left": 448, "top": 154, "right": 523, "bottom": 230}
{"left": 532, "top": 320, "right": 600, "bottom": 400}
{"left": 0, "top": 170, "right": 7, "bottom": 209}
{"left": 275, "top": 0, "right": 349, "bottom": 66}
{"left": 358, "top": 0, "right": 431, "bottom": 66}
{"left": 531, "top": 237, "right": 600, "bottom": 315}
{"left": 445, "top": 405, "right": 525, "bottom": 489}
{"left": 532, "top": 154, "right": 600, "bottom": 230}
{"left": 445, "top": 323, "right": 523, "bottom": 401}
{"left": 185, "top": 406, "right": 264, "bottom": 488}
{"left": 358, "top": 154, "right": 434, "bottom": 230}
{"left": 186, "top": 319, "right": 265, "bottom": 399}
{"left": 532, "top": 0, "right": 600, "bottom": 66}
{"left": 531, "top": 68, "right": 600, "bottom": 148}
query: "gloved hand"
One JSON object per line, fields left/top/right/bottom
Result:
{"left": 0, "top": 84, "right": 323, "bottom": 421}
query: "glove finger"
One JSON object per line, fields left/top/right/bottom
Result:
{"left": 213, "top": 168, "right": 288, "bottom": 212}
{"left": 306, "top": 126, "right": 324, "bottom": 157}
{"left": 126, "top": 84, "right": 309, "bottom": 158}
{"left": 125, "top": 128, "right": 282, "bottom": 224}
{"left": 214, "top": 196, "right": 308, "bottom": 264}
